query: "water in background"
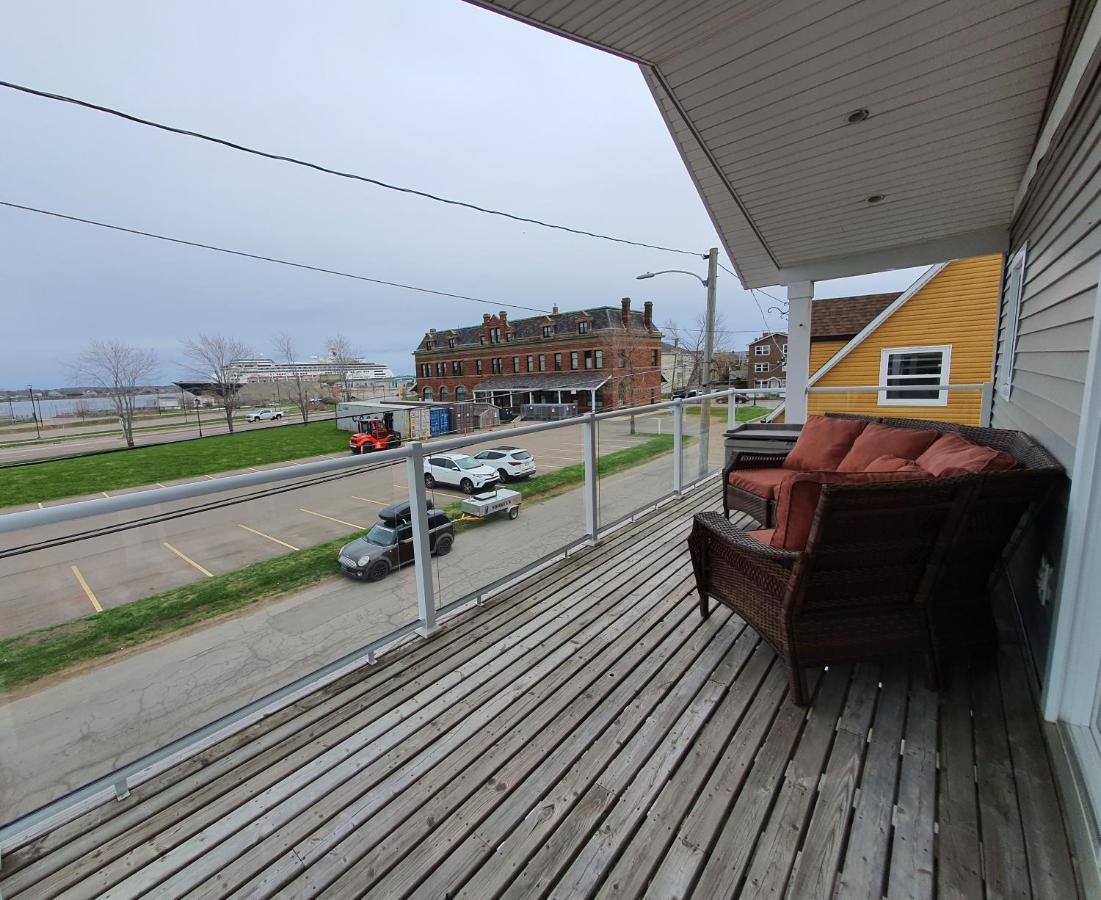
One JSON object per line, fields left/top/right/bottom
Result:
{"left": 2, "top": 394, "right": 166, "bottom": 420}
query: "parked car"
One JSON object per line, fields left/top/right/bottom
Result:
{"left": 473, "top": 446, "right": 536, "bottom": 482}
{"left": 245, "top": 408, "right": 284, "bottom": 423}
{"left": 423, "top": 453, "right": 499, "bottom": 494}
{"left": 337, "top": 499, "right": 453, "bottom": 582}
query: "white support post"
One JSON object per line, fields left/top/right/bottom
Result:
{"left": 727, "top": 388, "right": 737, "bottom": 431}
{"left": 404, "top": 441, "right": 437, "bottom": 636}
{"left": 672, "top": 397, "right": 684, "bottom": 497}
{"left": 582, "top": 412, "right": 599, "bottom": 543}
{"left": 785, "top": 280, "right": 814, "bottom": 424}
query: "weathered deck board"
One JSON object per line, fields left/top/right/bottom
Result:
{"left": 0, "top": 487, "right": 1082, "bottom": 900}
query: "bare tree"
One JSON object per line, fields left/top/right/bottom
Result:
{"left": 325, "top": 334, "right": 359, "bottom": 402}
{"left": 662, "top": 312, "right": 732, "bottom": 388}
{"left": 273, "top": 331, "right": 310, "bottom": 425}
{"left": 181, "top": 334, "right": 250, "bottom": 433}
{"left": 72, "top": 398, "right": 96, "bottom": 422}
{"left": 72, "top": 341, "right": 159, "bottom": 448}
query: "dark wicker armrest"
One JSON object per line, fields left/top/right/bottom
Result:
{"left": 727, "top": 450, "right": 790, "bottom": 472}
{"left": 691, "top": 512, "right": 799, "bottom": 564}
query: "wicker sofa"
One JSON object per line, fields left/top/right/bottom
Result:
{"left": 695, "top": 414, "right": 1063, "bottom": 704}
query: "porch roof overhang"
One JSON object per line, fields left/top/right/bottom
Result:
{"left": 473, "top": 373, "right": 610, "bottom": 392}
{"left": 465, "top": 0, "right": 1072, "bottom": 287}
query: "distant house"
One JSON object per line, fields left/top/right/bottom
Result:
{"left": 769, "top": 255, "right": 1003, "bottom": 424}
{"left": 748, "top": 332, "right": 787, "bottom": 389}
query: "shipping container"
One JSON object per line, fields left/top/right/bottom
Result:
{"left": 429, "top": 406, "right": 452, "bottom": 437}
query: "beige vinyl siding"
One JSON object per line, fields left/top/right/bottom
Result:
{"left": 992, "top": 31, "right": 1101, "bottom": 469}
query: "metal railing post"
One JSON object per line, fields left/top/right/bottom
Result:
{"left": 404, "top": 441, "right": 437, "bottom": 636}
{"left": 672, "top": 397, "right": 684, "bottom": 497}
{"left": 583, "top": 412, "right": 599, "bottom": 543}
{"left": 980, "top": 380, "right": 995, "bottom": 426}
{"left": 727, "top": 388, "right": 737, "bottom": 431}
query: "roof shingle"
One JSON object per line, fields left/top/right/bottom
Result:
{"left": 811, "top": 293, "right": 900, "bottom": 340}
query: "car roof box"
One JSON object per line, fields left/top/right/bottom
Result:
{"left": 378, "top": 498, "right": 435, "bottom": 524}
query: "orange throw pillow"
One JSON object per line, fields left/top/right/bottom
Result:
{"left": 782, "top": 416, "right": 868, "bottom": 472}
{"left": 916, "top": 432, "right": 1018, "bottom": 477}
{"left": 771, "top": 470, "right": 927, "bottom": 550}
{"left": 837, "top": 423, "right": 939, "bottom": 472}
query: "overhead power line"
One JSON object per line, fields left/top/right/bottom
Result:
{"left": 0, "top": 200, "right": 551, "bottom": 314}
{"left": 0, "top": 78, "right": 703, "bottom": 258}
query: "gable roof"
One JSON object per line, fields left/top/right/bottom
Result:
{"left": 416, "top": 307, "right": 656, "bottom": 351}
{"left": 811, "top": 293, "right": 901, "bottom": 341}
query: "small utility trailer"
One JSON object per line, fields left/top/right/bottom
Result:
{"left": 459, "top": 488, "right": 522, "bottom": 521}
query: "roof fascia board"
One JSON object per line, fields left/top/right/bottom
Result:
{"left": 1013, "top": 0, "right": 1101, "bottom": 217}
{"left": 808, "top": 263, "right": 947, "bottom": 387}
{"left": 778, "top": 227, "right": 1007, "bottom": 285}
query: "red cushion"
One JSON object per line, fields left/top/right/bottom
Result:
{"left": 837, "top": 423, "right": 939, "bottom": 472}
{"left": 863, "top": 454, "right": 926, "bottom": 473}
{"left": 772, "top": 470, "right": 929, "bottom": 551}
{"left": 782, "top": 416, "right": 868, "bottom": 472}
{"left": 726, "top": 467, "right": 791, "bottom": 500}
{"left": 744, "top": 528, "right": 776, "bottom": 545}
{"left": 916, "top": 432, "right": 1018, "bottom": 477}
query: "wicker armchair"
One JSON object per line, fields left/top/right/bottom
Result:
{"left": 691, "top": 478, "right": 972, "bottom": 705}
{"left": 722, "top": 450, "right": 789, "bottom": 525}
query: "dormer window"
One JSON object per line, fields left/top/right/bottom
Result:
{"left": 448, "top": 338, "right": 456, "bottom": 349}
{"left": 505, "top": 332, "right": 513, "bottom": 342}
{"left": 490, "top": 327, "right": 501, "bottom": 343}
{"left": 578, "top": 321, "right": 590, "bottom": 335}
{"left": 542, "top": 325, "right": 552, "bottom": 338}
{"left": 426, "top": 340, "right": 435, "bottom": 350}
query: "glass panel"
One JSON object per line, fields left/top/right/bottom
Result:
{"left": 597, "top": 409, "right": 675, "bottom": 530}
{"left": 427, "top": 421, "right": 586, "bottom": 612}
{"left": 0, "top": 457, "right": 420, "bottom": 825}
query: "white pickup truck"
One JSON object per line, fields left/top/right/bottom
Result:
{"left": 245, "top": 408, "right": 284, "bottom": 423}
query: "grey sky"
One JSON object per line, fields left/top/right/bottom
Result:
{"left": 0, "top": 0, "right": 926, "bottom": 387}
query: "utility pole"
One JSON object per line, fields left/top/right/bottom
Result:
{"left": 27, "top": 384, "right": 41, "bottom": 440}
{"left": 697, "top": 247, "right": 718, "bottom": 478}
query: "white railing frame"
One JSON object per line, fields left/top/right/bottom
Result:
{"left": 0, "top": 386, "right": 770, "bottom": 849}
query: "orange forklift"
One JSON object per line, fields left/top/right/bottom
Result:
{"left": 348, "top": 413, "right": 403, "bottom": 454}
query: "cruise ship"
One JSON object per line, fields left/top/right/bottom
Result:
{"left": 225, "top": 354, "right": 395, "bottom": 384}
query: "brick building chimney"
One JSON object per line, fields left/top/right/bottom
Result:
{"left": 620, "top": 297, "right": 631, "bottom": 328}
{"left": 643, "top": 301, "right": 653, "bottom": 330}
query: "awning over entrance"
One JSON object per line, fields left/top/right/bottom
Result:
{"left": 472, "top": 374, "right": 609, "bottom": 394}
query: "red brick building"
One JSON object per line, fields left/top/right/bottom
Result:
{"left": 414, "top": 300, "right": 662, "bottom": 412}
{"left": 748, "top": 331, "right": 788, "bottom": 389}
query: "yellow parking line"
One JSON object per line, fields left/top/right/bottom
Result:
{"left": 203, "top": 474, "right": 215, "bottom": 481}
{"left": 163, "top": 542, "right": 214, "bottom": 577}
{"left": 238, "top": 524, "right": 299, "bottom": 551}
{"left": 351, "top": 495, "right": 387, "bottom": 505}
{"left": 71, "top": 565, "right": 103, "bottom": 613}
{"left": 37, "top": 502, "right": 44, "bottom": 509}
{"left": 247, "top": 466, "right": 261, "bottom": 472}
{"left": 101, "top": 491, "right": 110, "bottom": 498}
{"left": 156, "top": 482, "right": 166, "bottom": 488}
{"left": 299, "top": 508, "right": 367, "bottom": 530}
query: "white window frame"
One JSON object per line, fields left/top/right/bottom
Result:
{"left": 996, "top": 244, "right": 1028, "bottom": 401}
{"left": 754, "top": 345, "right": 770, "bottom": 356}
{"left": 754, "top": 379, "right": 769, "bottom": 388}
{"left": 877, "top": 344, "right": 953, "bottom": 407}
{"left": 754, "top": 362, "right": 770, "bottom": 373}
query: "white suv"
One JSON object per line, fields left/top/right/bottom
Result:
{"left": 473, "top": 446, "right": 536, "bottom": 482}
{"left": 246, "top": 408, "right": 284, "bottom": 423}
{"left": 423, "top": 453, "right": 499, "bottom": 494}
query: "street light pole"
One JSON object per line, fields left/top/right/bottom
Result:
{"left": 27, "top": 384, "right": 41, "bottom": 440}
{"left": 699, "top": 248, "right": 719, "bottom": 478}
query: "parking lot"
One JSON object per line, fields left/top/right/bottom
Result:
{"left": 0, "top": 414, "right": 718, "bottom": 639}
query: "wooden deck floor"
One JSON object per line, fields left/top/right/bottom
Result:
{"left": 0, "top": 488, "right": 1081, "bottom": 898}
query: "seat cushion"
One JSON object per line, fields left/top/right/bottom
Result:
{"left": 837, "top": 423, "right": 940, "bottom": 472}
{"left": 863, "top": 454, "right": 926, "bottom": 473}
{"left": 771, "top": 470, "right": 929, "bottom": 551}
{"left": 726, "top": 467, "right": 791, "bottom": 500}
{"left": 782, "top": 416, "right": 868, "bottom": 472}
{"left": 916, "top": 432, "right": 1019, "bottom": 477}
{"left": 744, "top": 528, "right": 776, "bottom": 545}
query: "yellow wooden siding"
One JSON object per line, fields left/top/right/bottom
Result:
{"left": 806, "top": 255, "right": 1002, "bottom": 425}
{"left": 810, "top": 341, "right": 846, "bottom": 375}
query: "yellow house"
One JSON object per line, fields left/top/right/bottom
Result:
{"left": 772, "top": 254, "right": 1003, "bottom": 425}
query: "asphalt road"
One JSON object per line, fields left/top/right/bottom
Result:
{"left": 0, "top": 414, "right": 722, "bottom": 638}
{"left": 0, "top": 419, "right": 728, "bottom": 822}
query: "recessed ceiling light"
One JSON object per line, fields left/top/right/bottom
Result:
{"left": 866, "top": 194, "right": 885, "bottom": 204}
{"left": 847, "top": 108, "right": 870, "bottom": 124}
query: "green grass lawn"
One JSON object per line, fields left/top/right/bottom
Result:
{"left": 0, "top": 434, "right": 680, "bottom": 692}
{"left": 684, "top": 404, "right": 770, "bottom": 421}
{"left": 0, "top": 420, "right": 349, "bottom": 507}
